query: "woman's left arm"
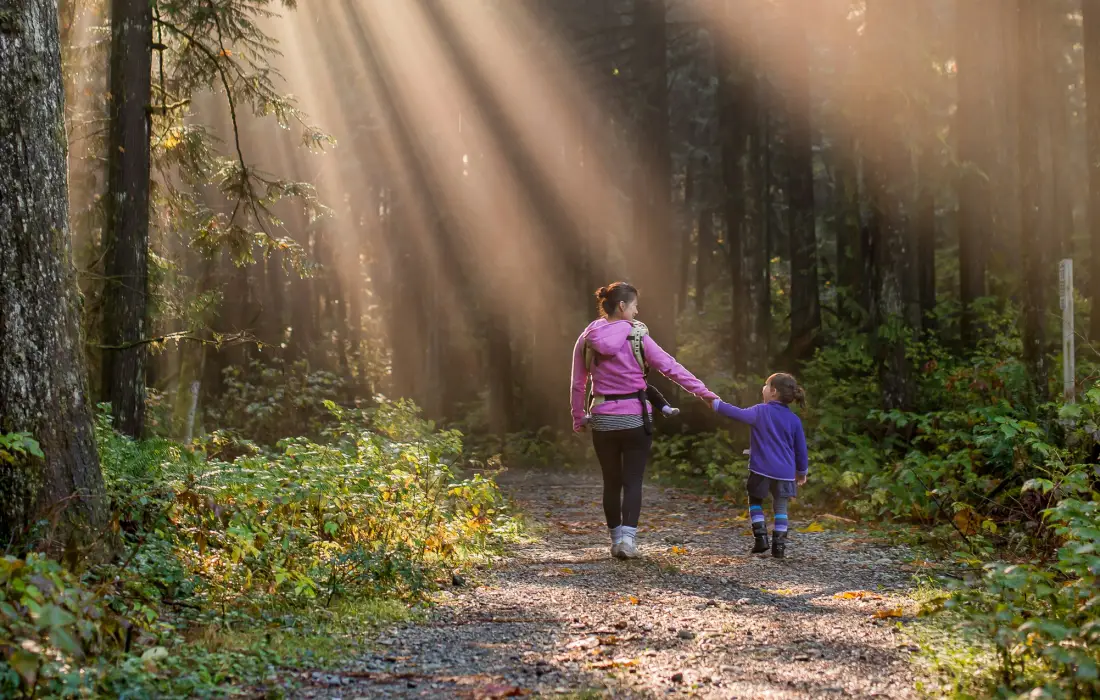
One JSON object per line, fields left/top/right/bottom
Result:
{"left": 642, "top": 335, "right": 719, "bottom": 401}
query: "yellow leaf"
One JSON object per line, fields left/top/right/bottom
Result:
{"left": 873, "top": 607, "right": 905, "bottom": 619}
{"left": 798, "top": 522, "right": 825, "bottom": 533}
{"left": 627, "top": 595, "right": 640, "bottom": 605}
{"left": 219, "top": 48, "right": 232, "bottom": 57}
{"left": 770, "top": 588, "right": 796, "bottom": 596}
{"left": 834, "top": 590, "right": 883, "bottom": 600}
{"left": 670, "top": 546, "right": 687, "bottom": 555}
{"left": 954, "top": 507, "right": 981, "bottom": 536}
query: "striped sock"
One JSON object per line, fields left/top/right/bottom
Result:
{"left": 773, "top": 513, "right": 789, "bottom": 532}
{"left": 749, "top": 504, "right": 765, "bottom": 525}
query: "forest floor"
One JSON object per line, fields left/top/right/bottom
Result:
{"left": 291, "top": 468, "right": 933, "bottom": 699}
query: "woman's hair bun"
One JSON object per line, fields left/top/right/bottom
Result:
{"left": 594, "top": 281, "right": 638, "bottom": 318}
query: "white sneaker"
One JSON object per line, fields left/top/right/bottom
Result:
{"left": 618, "top": 534, "right": 640, "bottom": 559}
{"left": 611, "top": 542, "right": 622, "bottom": 558}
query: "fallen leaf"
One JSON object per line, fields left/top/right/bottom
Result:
{"left": 471, "top": 684, "right": 529, "bottom": 699}
{"left": 873, "top": 607, "right": 905, "bottom": 619}
{"left": 834, "top": 590, "right": 884, "bottom": 600}
{"left": 589, "top": 657, "right": 639, "bottom": 669}
{"left": 670, "top": 546, "right": 687, "bottom": 555}
{"left": 566, "top": 636, "right": 600, "bottom": 650}
{"left": 798, "top": 522, "right": 825, "bottom": 533}
{"left": 624, "top": 595, "right": 640, "bottom": 605}
{"left": 769, "top": 588, "right": 797, "bottom": 596}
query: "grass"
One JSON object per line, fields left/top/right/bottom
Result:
{"left": 904, "top": 581, "right": 998, "bottom": 698}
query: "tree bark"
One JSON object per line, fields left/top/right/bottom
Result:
{"left": 956, "top": 0, "right": 994, "bottom": 345}
{"left": 864, "top": 0, "right": 913, "bottom": 410}
{"left": 783, "top": 2, "right": 820, "bottom": 362}
{"left": 915, "top": 159, "right": 937, "bottom": 327}
{"left": 632, "top": 0, "right": 676, "bottom": 352}
{"left": 1087, "top": 0, "right": 1100, "bottom": 340}
{"left": 1016, "top": 0, "right": 1049, "bottom": 402}
{"left": 715, "top": 2, "right": 749, "bottom": 374}
{"left": 101, "top": 0, "right": 153, "bottom": 437}
{"left": 0, "top": 0, "right": 107, "bottom": 549}
{"left": 696, "top": 208, "right": 714, "bottom": 313}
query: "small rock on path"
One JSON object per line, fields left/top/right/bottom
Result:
{"left": 293, "top": 469, "right": 923, "bottom": 698}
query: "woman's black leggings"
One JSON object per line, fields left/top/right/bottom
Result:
{"left": 592, "top": 427, "right": 653, "bottom": 528}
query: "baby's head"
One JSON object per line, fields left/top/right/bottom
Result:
{"left": 762, "top": 373, "right": 806, "bottom": 408}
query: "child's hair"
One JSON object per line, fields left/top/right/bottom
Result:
{"left": 767, "top": 373, "right": 806, "bottom": 409}
{"left": 595, "top": 281, "right": 638, "bottom": 318}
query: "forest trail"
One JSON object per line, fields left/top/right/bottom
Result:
{"left": 295, "top": 469, "right": 926, "bottom": 699}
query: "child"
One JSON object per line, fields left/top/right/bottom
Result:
{"left": 711, "top": 373, "right": 808, "bottom": 558}
{"left": 582, "top": 384, "right": 679, "bottom": 427}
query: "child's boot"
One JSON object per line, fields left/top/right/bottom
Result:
{"left": 751, "top": 522, "right": 770, "bottom": 554}
{"left": 771, "top": 530, "right": 787, "bottom": 559}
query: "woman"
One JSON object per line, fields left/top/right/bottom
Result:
{"left": 570, "top": 282, "right": 719, "bottom": 559}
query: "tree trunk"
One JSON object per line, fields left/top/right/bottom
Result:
{"left": 101, "top": 0, "right": 152, "bottom": 437}
{"left": 678, "top": 161, "right": 694, "bottom": 315}
{"left": 783, "top": 2, "right": 820, "bottom": 362}
{"left": 835, "top": 137, "right": 864, "bottom": 319}
{"left": 696, "top": 208, "right": 714, "bottom": 313}
{"left": 632, "top": 0, "right": 676, "bottom": 352}
{"left": 1016, "top": 0, "right": 1049, "bottom": 401}
{"left": 864, "top": 0, "right": 913, "bottom": 410}
{"left": 956, "top": 0, "right": 994, "bottom": 345}
{"left": 1087, "top": 0, "right": 1100, "bottom": 340}
{"left": 486, "top": 316, "right": 515, "bottom": 436}
{"left": 915, "top": 159, "right": 937, "bottom": 327}
{"left": 755, "top": 103, "right": 774, "bottom": 367}
{"left": 0, "top": 0, "right": 107, "bottom": 550}
{"left": 715, "top": 4, "right": 749, "bottom": 374}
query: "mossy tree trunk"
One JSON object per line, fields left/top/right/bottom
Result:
{"left": 0, "top": 0, "right": 107, "bottom": 551}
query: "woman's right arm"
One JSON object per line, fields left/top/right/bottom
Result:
{"left": 569, "top": 333, "right": 588, "bottom": 431}
{"left": 642, "top": 335, "right": 719, "bottom": 402}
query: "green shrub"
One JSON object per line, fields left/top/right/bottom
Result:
{"left": 946, "top": 475, "right": 1100, "bottom": 698}
{"left": 206, "top": 358, "right": 349, "bottom": 444}
{"left": 0, "top": 398, "right": 519, "bottom": 697}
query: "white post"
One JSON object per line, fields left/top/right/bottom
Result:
{"left": 185, "top": 380, "right": 200, "bottom": 443}
{"left": 1060, "top": 258, "right": 1075, "bottom": 403}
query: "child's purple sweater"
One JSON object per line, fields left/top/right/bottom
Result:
{"left": 713, "top": 400, "right": 808, "bottom": 481}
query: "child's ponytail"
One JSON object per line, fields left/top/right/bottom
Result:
{"left": 792, "top": 384, "right": 807, "bottom": 410}
{"left": 766, "top": 372, "right": 806, "bottom": 409}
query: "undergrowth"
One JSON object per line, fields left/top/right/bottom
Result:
{"left": 0, "top": 398, "right": 520, "bottom": 698}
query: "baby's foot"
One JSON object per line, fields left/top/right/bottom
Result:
{"left": 661, "top": 405, "right": 680, "bottom": 417}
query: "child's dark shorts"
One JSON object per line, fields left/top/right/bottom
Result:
{"left": 747, "top": 471, "right": 798, "bottom": 500}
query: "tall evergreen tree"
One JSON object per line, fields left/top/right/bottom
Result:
{"left": 1, "top": 0, "right": 107, "bottom": 548}
{"left": 1016, "top": 0, "right": 1049, "bottom": 401}
{"left": 102, "top": 0, "right": 154, "bottom": 437}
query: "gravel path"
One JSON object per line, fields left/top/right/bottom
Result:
{"left": 295, "top": 468, "right": 926, "bottom": 699}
